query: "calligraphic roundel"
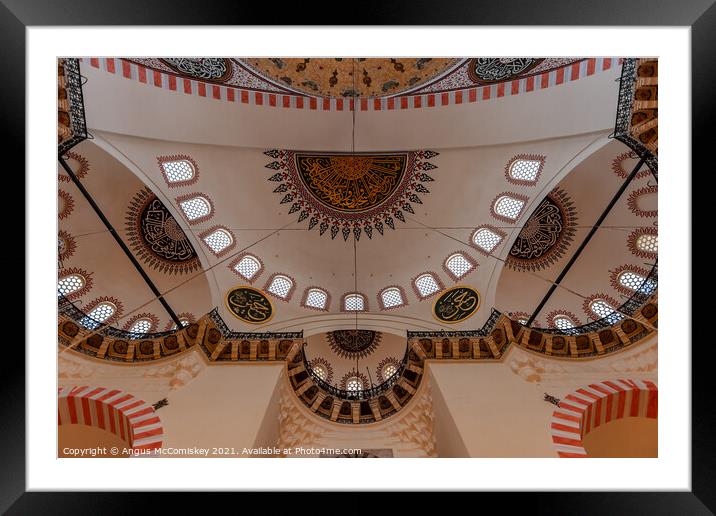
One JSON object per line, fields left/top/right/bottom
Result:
{"left": 225, "top": 286, "right": 274, "bottom": 324}
{"left": 433, "top": 286, "right": 481, "bottom": 324}
{"left": 295, "top": 153, "right": 408, "bottom": 213}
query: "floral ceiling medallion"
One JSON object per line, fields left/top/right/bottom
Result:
{"left": 506, "top": 187, "right": 578, "bottom": 272}
{"left": 125, "top": 188, "right": 201, "bottom": 275}
{"left": 265, "top": 149, "right": 439, "bottom": 241}
{"left": 327, "top": 330, "right": 382, "bottom": 360}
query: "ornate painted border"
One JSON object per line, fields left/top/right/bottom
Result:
{"left": 198, "top": 225, "right": 236, "bottom": 258}
{"left": 469, "top": 224, "right": 507, "bottom": 256}
{"left": 340, "top": 291, "right": 369, "bottom": 312}
{"left": 442, "top": 251, "right": 479, "bottom": 281}
{"left": 58, "top": 386, "right": 164, "bottom": 452}
{"left": 506, "top": 186, "right": 578, "bottom": 272}
{"left": 627, "top": 185, "right": 658, "bottom": 218}
{"left": 300, "top": 286, "right": 331, "bottom": 312}
{"left": 162, "top": 312, "right": 196, "bottom": 331}
{"left": 58, "top": 189, "right": 75, "bottom": 220}
{"left": 175, "top": 192, "right": 215, "bottom": 225}
{"left": 308, "top": 356, "right": 334, "bottom": 384}
{"left": 157, "top": 154, "right": 200, "bottom": 188}
{"left": 59, "top": 150, "right": 90, "bottom": 183}
{"left": 228, "top": 252, "right": 265, "bottom": 284}
{"left": 83, "top": 296, "right": 124, "bottom": 325}
{"left": 339, "top": 371, "right": 370, "bottom": 391}
{"left": 122, "top": 312, "right": 160, "bottom": 333}
{"left": 611, "top": 150, "right": 652, "bottom": 180}
{"left": 582, "top": 293, "right": 622, "bottom": 321}
{"left": 411, "top": 271, "right": 446, "bottom": 301}
{"left": 125, "top": 187, "right": 202, "bottom": 275}
{"left": 490, "top": 192, "right": 530, "bottom": 224}
{"left": 610, "top": 264, "right": 653, "bottom": 296}
{"left": 84, "top": 57, "right": 619, "bottom": 111}
{"left": 546, "top": 309, "right": 583, "bottom": 329}
{"left": 627, "top": 227, "right": 658, "bottom": 259}
{"left": 58, "top": 266, "right": 93, "bottom": 301}
{"left": 263, "top": 272, "right": 297, "bottom": 302}
{"left": 58, "top": 229, "right": 77, "bottom": 263}
{"left": 377, "top": 285, "right": 409, "bottom": 311}
{"left": 504, "top": 153, "right": 546, "bottom": 186}
{"left": 376, "top": 356, "right": 402, "bottom": 383}
{"left": 550, "top": 379, "right": 657, "bottom": 457}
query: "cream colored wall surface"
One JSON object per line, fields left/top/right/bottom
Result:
{"left": 428, "top": 361, "right": 556, "bottom": 457}
{"left": 428, "top": 337, "right": 657, "bottom": 457}
{"left": 429, "top": 372, "right": 469, "bottom": 458}
{"left": 158, "top": 363, "right": 284, "bottom": 453}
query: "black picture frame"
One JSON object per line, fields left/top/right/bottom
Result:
{"left": 5, "top": 0, "right": 708, "bottom": 511}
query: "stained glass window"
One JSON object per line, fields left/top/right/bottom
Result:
{"left": 344, "top": 294, "right": 365, "bottom": 311}
{"left": 179, "top": 196, "right": 211, "bottom": 221}
{"left": 58, "top": 274, "right": 84, "bottom": 296}
{"left": 415, "top": 274, "right": 440, "bottom": 298}
{"left": 472, "top": 227, "right": 503, "bottom": 252}
{"left": 445, "top": 253, "right": 474, "bottom": 278}
{"left": 494, "top": 195, "right": 525, "bottom": 220}
{"left": 268, "top": 275, "right": 293, "bottom": 299}
{"left": 162, "top": 159, "right": 195, "bottom": 183}
{"left": 380, "top": 288, "right": 404, "bottom": 308}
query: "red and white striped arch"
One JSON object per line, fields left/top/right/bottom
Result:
{"left": 550, "top": 379, "right": 658, "bottom": 458}
{"left": 58, "top": 386, "right": 163, "bottom": 452}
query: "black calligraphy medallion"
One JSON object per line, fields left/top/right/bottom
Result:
{"left": 226, "top": 286, "right": 274, "bottom": 324}
{"left": 327, "top": 330, "right": 381, "bottom": 359}
{"left": 160, "top": 58, "right": 232, "bottom": 82}
{"left": 467, "top": 58, "right": 544, "bottom": 85}
{"left": 433, "top": 286, "right": 480, "bottom": 324}
{"left": 506, "top": 187, "right": 577, "bottom": 272}
{"left": 125, "top": 188, "right": 200, "bottom": 275}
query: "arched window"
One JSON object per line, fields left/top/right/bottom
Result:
{"left": 444, "top": 252, "right": 476, "bottom": 280}
{"left": 553, "top": 315, "right": 576, "bottom": 330}
{"left": 380, "top": 287, "right": 405, "bottom": 309}
{"left": 414, "top": 273, "right": 442, "bottom": 299}
{"left": 303, "top": 288, "right": 329, "bottom": 310}
{"left": 267, "top": 274, "right": 294, "bottom": 300}
{"left": 618, "top": 270, "right": 647, "bottom": 291}
{"left": 471, "top": 226, "right": 504, "bottom": 254}
{"left": 231, "top": 254, "right": 263, "bottom": 281}
{"left": 636, "top": 233, "right": 658, "bottom": 254}
{"left": 171, "top": 318, "right": 191, "bottom": 331}
{"left": 343, "top": 293, "right": 366, "bottom": 312}
{"left": 381, "top": 362, "right": 398, "bottom": 380}
{"left": 493, "top": 194, "right": 527, "bottom": 221}
{"left": 128, "top": 318, "right": 153, "bottom": 335}
{"left": 507, "top": 157, "right": 543, "bottom": 184}
{"left": 589, "top": 299, "right": 618, "bottom": 320}
{"left": 178, "top": 195, "right": 212, "bottom": 222}
{"left": 346, "top": 376, "right": 363, "bottom": 392}
{"left": 160, "top": 158, "right": 196, "bottom": 185}
{"left": 58, "top": 273, "right": 85, "bottom": 297}
{"left": 201, "top": 227, "right": 234, "bottom": 255}
{"left": 312, "top": 364, "right": 328, "bottom": 381}
{"left": 81, "top": 302, "right": 117, "bottom": 329}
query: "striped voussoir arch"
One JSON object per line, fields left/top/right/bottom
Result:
{"left": 58, "top": 386, "right": 163, "bottom": 452}
{"left": 550, "top": 379, "right": 658, "bottom": 458}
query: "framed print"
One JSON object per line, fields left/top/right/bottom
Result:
{"left": 5, "top": 0, "right": 710, "bottom": 511}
